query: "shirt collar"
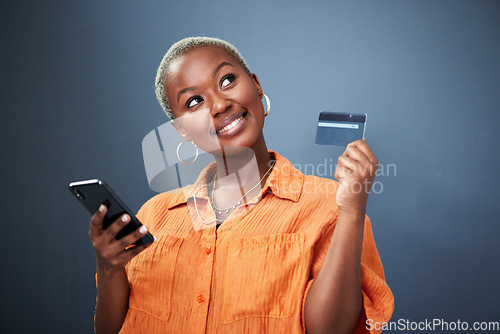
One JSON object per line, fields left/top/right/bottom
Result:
{"left": 165, "top": 150, "right": 304, "bottom": 210}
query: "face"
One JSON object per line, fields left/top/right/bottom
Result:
{"left": 165, "top": 46, "right": 265, "bottom": 155}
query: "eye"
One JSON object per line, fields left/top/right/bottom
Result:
{"left": 186, "top": 95, "right": 203, "bottom": 108}
{"left": 220, "top": 74, "right": 236, "bottom": 88}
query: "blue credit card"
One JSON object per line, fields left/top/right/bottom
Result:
{"left": 315, "top": 112, "right": 367, "bottom": 146}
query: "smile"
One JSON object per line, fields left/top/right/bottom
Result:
{"left": 215, "top": 111, "right": 248, "bottom": 137}
{"left": 217, "top": 115, "right": 243, "bottom": 134}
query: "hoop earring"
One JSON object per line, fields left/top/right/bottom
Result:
{"left": 263, "top": 93, "right": 271, "bottom": 117}
{"left": 176, "top": 140, "right": 198, "bottom": 165}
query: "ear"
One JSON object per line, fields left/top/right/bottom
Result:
{"left": 251, "top": 73, "right": 263, "bottom": 97}
{"left": 170, "top": 119, "right": 192, "bottom": 142}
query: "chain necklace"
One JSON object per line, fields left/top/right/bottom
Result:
{"left": 193, "top": 184, "right": 222, "bottom": 225}
{"left": 193, "top": 160, "right": 275, "bottom": 225}
{"left": 210, "top": 160, "right": 275, "bottom": 215}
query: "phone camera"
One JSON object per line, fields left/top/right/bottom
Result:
{"left": 74, "top": 188, "right": 85, "bottom": 200}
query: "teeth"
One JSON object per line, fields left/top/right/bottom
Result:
{"left": 217, "top": 116, "right": 243, "bottom": 134}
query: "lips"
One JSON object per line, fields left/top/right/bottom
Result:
{"left": 213, "top": 111, "right": 247, "bottom": 135}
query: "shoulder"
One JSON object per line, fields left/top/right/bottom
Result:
{"left": 270, "top": 150, "right": 340, "bottom": 207}
{"left": 302, "top": 174, "right": 340, "bottom": 196}
{"left": 298, "top": 174, "right": 340, "bottom": 212}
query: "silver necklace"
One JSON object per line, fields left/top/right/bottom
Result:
{"left": 210, "top": 161, "right": 275, "bottom": 215}
{"left": 193, "top": 184, "right": 223, "bottom": 225}
{"left": 193, "top": 161, "right": 275, "bottom": 224}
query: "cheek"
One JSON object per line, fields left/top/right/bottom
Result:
{"left": 177, "top": 110, "right": 212, "bottom": 137}
{"left": 234, "top": 82, "right": 261, "bottom": 107}
{"left": 182, "top": 120, "right": 208, "bottom": 136}
{"left": 176, "top": 110, "right": 221, "bottom": 150}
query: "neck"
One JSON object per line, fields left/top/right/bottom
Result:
{"left": 209, "top": 133, "right": 275, "bottom": 217}
{"left": 212, "top": 133, "right": 272, "bottom": 188}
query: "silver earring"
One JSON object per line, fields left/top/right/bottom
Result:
{"left": 263, "top": 94, "right": 270, "bottom": 117}
{"left": 176, "top": 140, "right": 198, "bottom": 164}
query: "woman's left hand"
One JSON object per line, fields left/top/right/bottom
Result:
{"left": 334, "top": 139, "right": 378, "bottom": 216}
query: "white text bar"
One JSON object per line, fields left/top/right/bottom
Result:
{"left": 318, "top": 122, "right": 359, "bottom": 129}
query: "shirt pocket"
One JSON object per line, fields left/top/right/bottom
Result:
{"left": 222, "top": 233, "right": 305, "bottom": 324}
{"left": 127, "top": 234, "right": 183, "bottom": 322}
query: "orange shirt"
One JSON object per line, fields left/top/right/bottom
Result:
{"left": 119, "top": 151, "right": 394, "bottom": 333}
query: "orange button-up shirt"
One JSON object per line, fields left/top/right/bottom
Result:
{"left": 119, "top": 151, "right": 394, "bottom": 333}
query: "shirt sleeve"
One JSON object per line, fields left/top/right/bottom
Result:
{"left": 358, "top": 216, "right": 394, "bottom": 332}
{"left": 301, "top": 215, "right": 394, "bottom": 334}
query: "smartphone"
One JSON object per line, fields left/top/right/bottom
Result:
{"left": 315, "top": 112, "right": 367, "bottom": 146}
{"left": 69, "top": 179, "right": 154, "bottom": 246}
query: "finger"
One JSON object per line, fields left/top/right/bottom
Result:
{"left": 113, "top": 234, "right": 155, "bottom": 265}
{"left": 348, "top": 140, "right": 377, "bottom": 164}
{"left": 334, "top": 168, "right": 340, "bottom": 183}
{"left": 89, "top": 204, "right": 107, "bottom": 239}
{"left": 112, "top": 225, "right": 151, "bottom": 250}
{"left": 102, "top": 214, "right": 131, "bottom": 242}
{"left": 118, "top": 242, "right": 152, "bottom": 262}
{"left": 94, "top": 215, "right": 150, "bottom": 260}
{"left": 346, "top": 139, "right": 365, "bottom": 147}
{"left": 345, "top": 145, "right": 371, "bottom": 167}
{"left": 338, "top": 155, "right": 358, "bottom": 173}
{"left": 334, "top": 164, "right": 351, "bottom": 182}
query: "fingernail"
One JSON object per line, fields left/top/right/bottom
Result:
{"left": 121, "top": 214, "right": 129, "bottom": 222}
{"left": 139, "top": 225, "right": 147, "bottom": 234}
{"left": 99, "top": 204, "right": 105, "bottom": 212}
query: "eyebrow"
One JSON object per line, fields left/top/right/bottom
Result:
{"left": 211, "top": 62, "right": 234, "bottom": 78}
{"left": 176, "top": 62, "right": 235, "bottom": 103}
{"left": 177, "top": 86, "right": 196, "bottom": 103}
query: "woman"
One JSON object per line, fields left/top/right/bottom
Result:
{"left": 89, "top": 37, "right": 394, "bottom": 334}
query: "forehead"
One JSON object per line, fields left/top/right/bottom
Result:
{"left": 166, "top": 46, "right": 239, "bottom": 85}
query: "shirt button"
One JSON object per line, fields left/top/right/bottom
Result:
{"left": 206, "top": 247, "right": 211, "bottom": 255}
{"left": 197, "top": 295, "right": 205, "bottom": 303}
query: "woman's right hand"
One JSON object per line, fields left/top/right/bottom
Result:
{"left": 89, "top": 204, "right": 154, "bottom": 273}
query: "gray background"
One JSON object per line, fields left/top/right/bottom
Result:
{"left": 1, "top": 0, "right": 499, "bottom": 333}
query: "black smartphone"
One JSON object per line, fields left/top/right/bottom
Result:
{"left": 69, "top": 179, "right": 154, "bottom": 246}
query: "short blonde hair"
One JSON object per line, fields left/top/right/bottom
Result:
{"left": 155, "top": 37, "right": 252, "bottom": 119}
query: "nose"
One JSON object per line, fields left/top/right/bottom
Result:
{"left": 210, "top": 93, "right": 231, "bottom": 118}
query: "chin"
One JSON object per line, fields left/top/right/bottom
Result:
{"left": 221, "top": 125, "right": 263, "bottom": 152}
{"left": 217, "top": 145, "right": 256, "bottom": 157}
